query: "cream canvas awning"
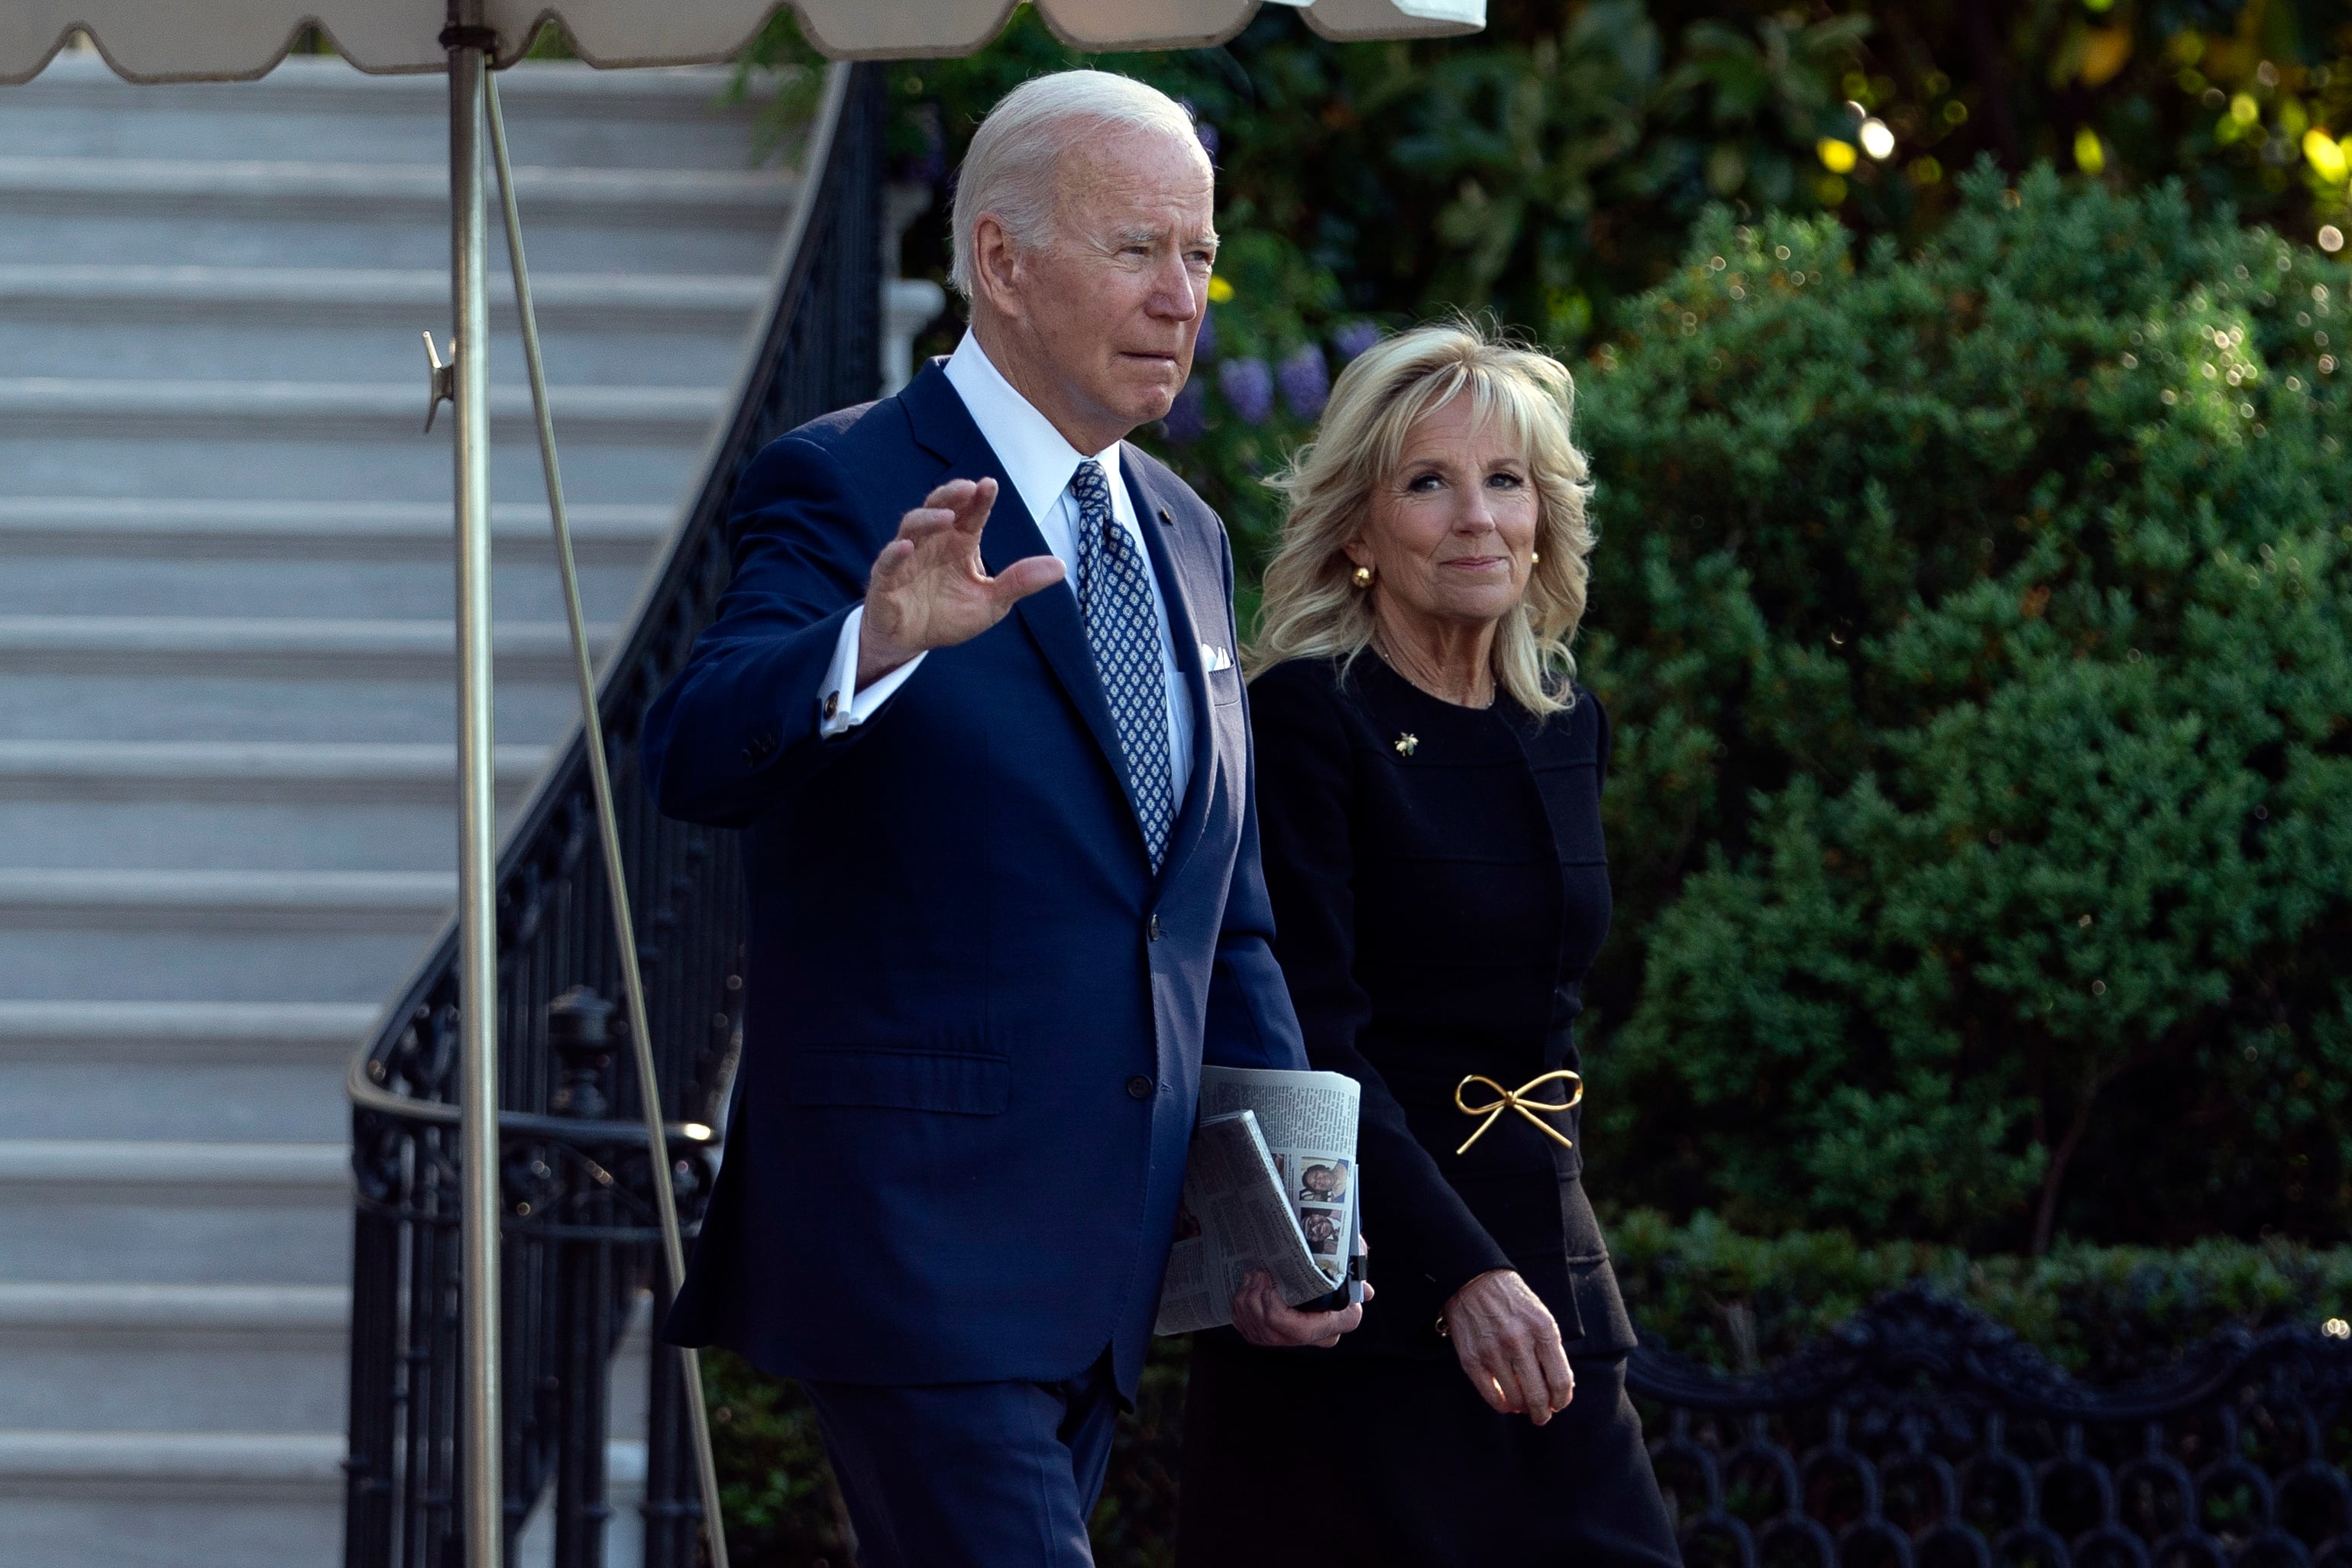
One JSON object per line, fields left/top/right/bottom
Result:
{"left": 2, "top": 0, "right": 1482, "bottom": 83}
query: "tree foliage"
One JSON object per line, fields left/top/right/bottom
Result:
{"left": 1576, "top": 165, "right": 2352, "bottom": 1251}
{"left": 738, "top": 0, "right": 2352, "bottom": 570}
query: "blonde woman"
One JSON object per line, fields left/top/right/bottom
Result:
{"left": 1178, "top": 323, "right": 1678, "bottom": 1566}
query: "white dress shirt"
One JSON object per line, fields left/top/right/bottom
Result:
{"left": 818, "top": 331, "right": 1196, "bottom": 812}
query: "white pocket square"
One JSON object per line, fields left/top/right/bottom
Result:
{"left": 1200, "top": 642, "right": 1234, "bottom": 674}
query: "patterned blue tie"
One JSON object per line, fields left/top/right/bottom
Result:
{"left": 1070, "top": 458, "right": 1175, "bottom": 869}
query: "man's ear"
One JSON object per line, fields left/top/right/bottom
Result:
{"left": 970, "top": 214, "right": 1025, "bottom": 323}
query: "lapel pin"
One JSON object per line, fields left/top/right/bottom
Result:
{"left": 1395, "top": 733, "right": 1419, "bottom": 757}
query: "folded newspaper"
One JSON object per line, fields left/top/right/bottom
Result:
{"left": 1155, "top": 1065, "right": 1363, "bottom": 1335}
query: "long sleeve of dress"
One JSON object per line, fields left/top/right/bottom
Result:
{"left": 1247, "top": 663, "right": 1516, "bottom": 1305}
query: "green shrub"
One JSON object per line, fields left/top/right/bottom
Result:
{"left": 1609, "top": 1210, "right": 2352, "bottom": 1382}
{"left": 1576, "top": 163, "right": 2352, "bottom": 1251}
{"left": 704, "top": 1350, "right": 852, "bottom": 1567}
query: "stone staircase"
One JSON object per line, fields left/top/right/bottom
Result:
{"left": 0, "top": 50, "right": 798, "bottom": 1566}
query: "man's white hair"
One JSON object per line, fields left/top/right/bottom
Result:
{"left": 948, "top": 70, "right": 1206, "bottom": 299}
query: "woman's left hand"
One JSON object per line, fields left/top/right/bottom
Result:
{"left": 1441, "top": 1269, "right": 1574, "bottom": 1424}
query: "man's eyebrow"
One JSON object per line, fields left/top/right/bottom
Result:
{"left": 1109, "top": 226, "right": 1220, "bottom": 252}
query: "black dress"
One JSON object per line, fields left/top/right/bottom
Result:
{"left": 1177, "top": 654, "right": 1680, "bottom": 1568}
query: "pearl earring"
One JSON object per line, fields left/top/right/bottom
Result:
{"left": 1351, "top": 565, "right": 1373, "bottom": 590}
{"left": 1529, "top": 551, "right": 1541, "bottom": 564}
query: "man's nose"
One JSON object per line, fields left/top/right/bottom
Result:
{"left": 1150, "top": 259, "right": 1201, "bottom": 320}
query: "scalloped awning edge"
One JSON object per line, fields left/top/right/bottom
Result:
{"left": 2, "top": 0, "right": 1482, "bottom": 86}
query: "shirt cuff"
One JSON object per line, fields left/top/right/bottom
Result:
{"left": 820, "top": 604, "right": 924, "bottom": 737}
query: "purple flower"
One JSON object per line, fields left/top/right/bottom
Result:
{"left": 1195, "top": 305, "right": 1218, "bottom": 361}
{"left": 1162, "top": 380, "right": 1207, "bottom": 445}
{"left": 1277, "top": 343, "right": 1330, "bottom": 420}
{"left": 1219, "top": 357, "right": 1274, "bottom": 425}
{"left": 1331, "top": 320, "right": 1382, "bottom": 363}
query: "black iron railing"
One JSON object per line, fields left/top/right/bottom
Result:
{"left": 1629, "top": 1286, "right": 2352, "bottom": 1568}
{"left": 343, "top": 61, "right": 885, "bottom": 1568}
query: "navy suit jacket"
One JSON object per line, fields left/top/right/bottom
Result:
{"left": 642, "top": 360, "right": 1307, "bottom": 1396}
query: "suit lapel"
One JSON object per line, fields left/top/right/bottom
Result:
{"left": 903, "top": 364, "right": 1141, "bottom": 819}
{"left": 1124, "top": 453, "right": 1218, "bottom": 885}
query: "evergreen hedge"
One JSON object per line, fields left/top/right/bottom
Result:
{"left": 1608, "top": 1210, "right": 2352, "bottom": 1382}
{"left": 1576, "top": 164, "right": 2352, "bottom": 1251}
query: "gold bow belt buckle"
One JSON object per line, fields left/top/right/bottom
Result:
{"left": 1452, "top": 1070, "right": 1584, "bottom": 1156}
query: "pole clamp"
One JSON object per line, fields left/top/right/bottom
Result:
{"left": 421, "top": 331, "right": 456, "bottom": 434}
{"left": 438, "top": 23, "right": 500, "bottom": 52}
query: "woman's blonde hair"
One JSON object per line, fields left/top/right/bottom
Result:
{"left": 1248, "top": 320, "right": 1595, "bottom": 716}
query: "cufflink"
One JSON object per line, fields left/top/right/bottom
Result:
{"left": 823, "top": 690, "right": 840, "bottom": 723}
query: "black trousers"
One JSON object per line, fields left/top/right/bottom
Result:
{"left": 1177, "top": 1337, "right": 1681, "bottom": 1567}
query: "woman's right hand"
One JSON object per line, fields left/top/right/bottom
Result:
{"left": 1440, "top": 1269, "right": 1574, "bottom": 1424}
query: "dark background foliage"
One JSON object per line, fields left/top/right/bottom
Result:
{"left": 741, "top": 0, "right": 2352, "bottom": 549}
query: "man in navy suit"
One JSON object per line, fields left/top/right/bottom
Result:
{"left": 642, "top": 70, "right": 1363, "bottom": 1566}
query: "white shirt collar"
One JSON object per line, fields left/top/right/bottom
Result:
{"left": 943, "top": 331, "right": 1126, "bottom": 530}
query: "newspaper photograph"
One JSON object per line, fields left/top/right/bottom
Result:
{"left": 1155, "top": 1066, "right": 1363, "bottom": 1335}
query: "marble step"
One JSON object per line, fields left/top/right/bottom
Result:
{"left": 0, "top": 740, "right": 558, "bottom": 873}
{"left": 0, "top": 1283, "right": 348, "bottom": 1432}
{"left": 0, "top": 1429, "right": 655, "bottom": 1568}
{"left": 0, "top": 869, "right": 452, "bottom": 1004}
{"left": 0, "top": 155, "right": 793, "bottom": 273}
{"left": 0, "top": 740, "right": 553, "bottom": 803}
{"left": 0, "top": 616, "right": 610, "bottom": 681}
{"left": 0, "top": 377, "right": 723, "bottom": 442}
{"left": 0, "top": 1429, "right": 344, "bottom": 1568}
{"left": 0, "top": 496, "right": 668, "bottom": 564}
{"left": 0, "top": 422, "right": 700, "bottom": 508}
{"left": 0, "top": 264, "right": 762, "bottom": 386}
{"left": 0, "top": 496, "right": 665, "bottom": 626}
{"left": 0, "top": 555, "right": 647, "bottom": 623}
{"left": 0, "top": 999, "right": 377, "bottom": 1062}
{"left": 0, "top": 154, "right": 794, "bottom": 225}
{"left": 1, "top": 55, "right": 770, "bottom": 171}
{"left": 0, "top": 1140, "right": 351, "bottom": 1284}
{"left": 0, "top": 868, "right": 450, "bottom": 929}
{"left": 0, "top": 1000, "right": 375, "bottom": 1141}
{"left": 0, "top": 663, "right": 587, "bottom": 746}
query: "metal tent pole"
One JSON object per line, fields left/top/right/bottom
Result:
{"left": 484, "top": 72, "right": 732, "bottom": 1568}
{"left": 443, "top": 4, "right": 503, "bottom": 1565}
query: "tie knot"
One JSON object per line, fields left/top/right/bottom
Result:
{"left": 1070, "top": 458, "right": 1111, "bottom": 515}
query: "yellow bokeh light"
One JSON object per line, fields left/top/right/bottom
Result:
{"left": 1817, "top": 138, "right": 1858, "bottom": 173}
{"left": 2074, "top": 127, "right": 2108, "bottom": 176}
{"left": 2305, "top": 128, "right": 2350, "bottom": 184}
{"left": 1206, "top": 275, "right": 1234, "bottom": 303}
